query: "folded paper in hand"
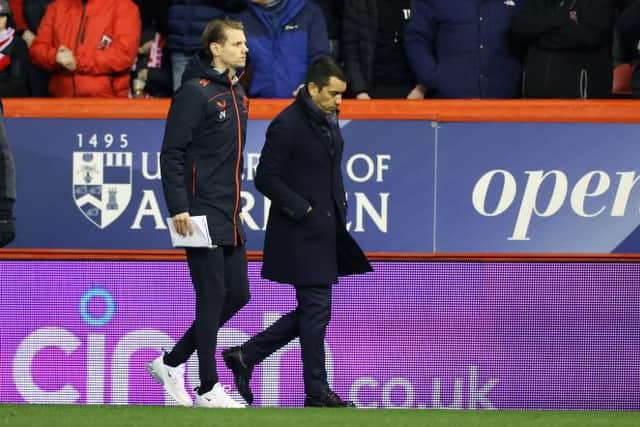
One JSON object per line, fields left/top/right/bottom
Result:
{"left": 167, "top": 215, "right": 215, "bottom": 248}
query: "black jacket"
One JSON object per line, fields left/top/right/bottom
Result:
{"left": 617, "top": 0, "right": 640, "bottom": 96}
{"left": 341, "top": 0, "right": 376, "bottom": 96}
{"left": 160, "top": 53, "right": 248, "bottom": 246}
{"left": 0, "top": 35, "right": 29, "bottom": 97}
{"left": 134, "top": 0, "right": 170, "bottom": 36}
{"left": 618, "top": 0, "right": 640, "bottom": 45}
{"left": 342, "top": 0, "right": 413, "bottom": 97}
{"left": 256, "top": 88, "right": 370, "bottom": 286}
{"left": 0, "top": 108, "right": 16, "bottom": 247}
{"left": 23, "top": 0, "right": 54, "bottom": 32}
{"left": 511, "top": 0, "right": 616, "bottom": 98}
{"left": 311, "top": 0, "right": 343, "bottom": 40}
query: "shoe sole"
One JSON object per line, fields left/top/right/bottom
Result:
{"left": 195, "top": 399, "right": 246, "bottom": 409}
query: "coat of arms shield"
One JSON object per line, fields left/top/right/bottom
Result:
{"left": 73, "top": 152, "right": 132, "bottom": 229}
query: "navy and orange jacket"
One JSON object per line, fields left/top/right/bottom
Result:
{"left": 160, "top": 53, "right": 248, "bottom": 247}
{"left": 29, "top": 0, "right": 140, "bottom": 97}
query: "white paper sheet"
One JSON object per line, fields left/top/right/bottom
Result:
{"left": 166, "top": 215, "right": 215, "bottom": 248}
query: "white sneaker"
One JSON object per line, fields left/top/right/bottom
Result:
{"left": 194, "top": 383, "right": 246, "bottom": 408}
{"left": 146, "top": 353, "right": 193, "bottom": 407}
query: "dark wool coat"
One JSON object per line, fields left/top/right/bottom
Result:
{"left": 255, "top": 89, "right": 371, "bottom": 286}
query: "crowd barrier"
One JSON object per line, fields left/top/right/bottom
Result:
{"left": 1, "top": 99, "right": 640, "bottom": 261}
{"left": 1, "top": 100, "right": 638, "bottom": 409}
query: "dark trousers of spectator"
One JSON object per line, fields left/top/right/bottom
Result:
{"left": 241, "top": 284, "right": 332, "bottom": 396}
{"left": 29, "top": 65, "right": 50, "bottom": 97}
{"left": 166, "top": 245, "right": 250, "bottom": 384}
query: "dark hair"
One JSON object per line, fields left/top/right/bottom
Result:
{"left": 304, "top": 56, "right": 346, "bottom": 90}
{"left": 0, "top": 13, "right": 15, "bottom": 29}
{"left": 201, "top": 18, "right": 244, "bottom": 58}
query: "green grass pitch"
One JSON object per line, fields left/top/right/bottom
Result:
{"left": 1, "top": 405, "right": 639, "bottom": 427}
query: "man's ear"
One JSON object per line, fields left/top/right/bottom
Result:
{"left": 307, "top": 82, "right": 319, "bottom": 97}
{"left": 209, "top": 41, "right": 220, "bottom": 58}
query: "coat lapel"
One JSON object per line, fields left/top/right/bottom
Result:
{"left": 297, "top": 89, "right": 341, "bottom": 160}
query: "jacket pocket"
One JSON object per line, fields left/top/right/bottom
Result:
{"left": 301, "top": 208, "right": 330, "bottom": 240}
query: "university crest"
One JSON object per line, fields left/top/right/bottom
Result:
{"left": 73, "top": 152, "right": 133, "bottom": 229}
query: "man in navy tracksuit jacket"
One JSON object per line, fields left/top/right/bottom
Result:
{"left": 404, "top": 0, "right": 524, "bottom": 98}
{"left": 147, "top": 18, "right": 250, "bottom": 408}
{"left": 239, "top": 0, "right": 330, "bottom": 98}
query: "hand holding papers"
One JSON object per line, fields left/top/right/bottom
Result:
{"left": 167, "top": 215, "right": 215, "bottom": 248}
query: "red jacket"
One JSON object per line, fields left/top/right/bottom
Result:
{"left": 29, "top": 0, "right": 140, "bottom": 97}
{"left": 8, "top": 1, "right": 27, "bottom": 32}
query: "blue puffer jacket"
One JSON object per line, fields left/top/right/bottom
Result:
{"left": 405, "top": 0, "right": 524, "bottom": 98}
{"left": 167, "top": 0, "right": 248, "bottom": 53}
{"left": 240, "top": 0, "right": 330, "bottom": 98}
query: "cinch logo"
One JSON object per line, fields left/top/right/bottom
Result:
{"left": 11, "top": 289, "right": 336, "bottom": 406}
{"left": 73, "top": 152, "right": 133, "bottom": 229}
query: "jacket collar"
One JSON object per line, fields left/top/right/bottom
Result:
{"left": 297, "top": 87, "right": 342, "bottom": 159}
{"left": 249, "top": 0, "right": 305, "bottom": 32}
{"left": 297, "top": 86, "right": 339, "bottom": 126}
{"left": 182, "top": 52, "right": 239, "bottom": 87}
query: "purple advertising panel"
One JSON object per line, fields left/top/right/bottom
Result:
{"left": 1, "top": 261, "right": 638, "bottom": 409}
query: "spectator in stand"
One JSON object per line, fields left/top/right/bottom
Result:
{"left": 0, "top": 0, "right": 29, "bottom": 97}
{"left": 29, "top": 0, "right": 140, "bottom": 98}
{"left": 511, "top": 0, "right": 617, "bottom": 99}
{"left": 0, "top": 100, "right": 16, "bottom": 248}
{"left": 342, "top": 0, "right": 422, "bottom": 99}
{"left": 617, "top": 0, "right": 640, "bottom": 96}
{"left": 310, "top": 0, "right": 343, "bottom": 59}
{"left": 132, "top": 0, "right": 172, "bottom": 97}
{"left": 131, "top": 30, "right": 173, "bottom": 98}
{"left": 404, "top": 0, "right": 523, "bottom": 99}
{"left": 618, "top": 0, "right": 640, "bottom": 43}
{"left": 9, "top": 0, "right": 53, "bottom": 96}
{"left": 134, "top": 0, "right": 169, "bottom": 35}
{"left": 167, "top": 0, "right": 248, "bottom": 91}
{"left": 240, "top": 0, "right": 330, "bottom": 98}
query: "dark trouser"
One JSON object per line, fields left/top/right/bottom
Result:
{"left": 168, "top": 245, "right": 250, "bottom": 383}
{"left": 241, "top": 284, "right": 332, "bottom": 396}
{"left": 29, "top": 65, "right": 51, "bottom": 97}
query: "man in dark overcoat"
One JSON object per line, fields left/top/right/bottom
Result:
{"left": 224, "top": 56, "right": 371, "bottom": 407}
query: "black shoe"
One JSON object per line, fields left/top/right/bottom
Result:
{"left": 222, "top": 346, "right": 254, "bottom": 405}
{"left": 304, "top": 388, "right": 356, "bottom": 408}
